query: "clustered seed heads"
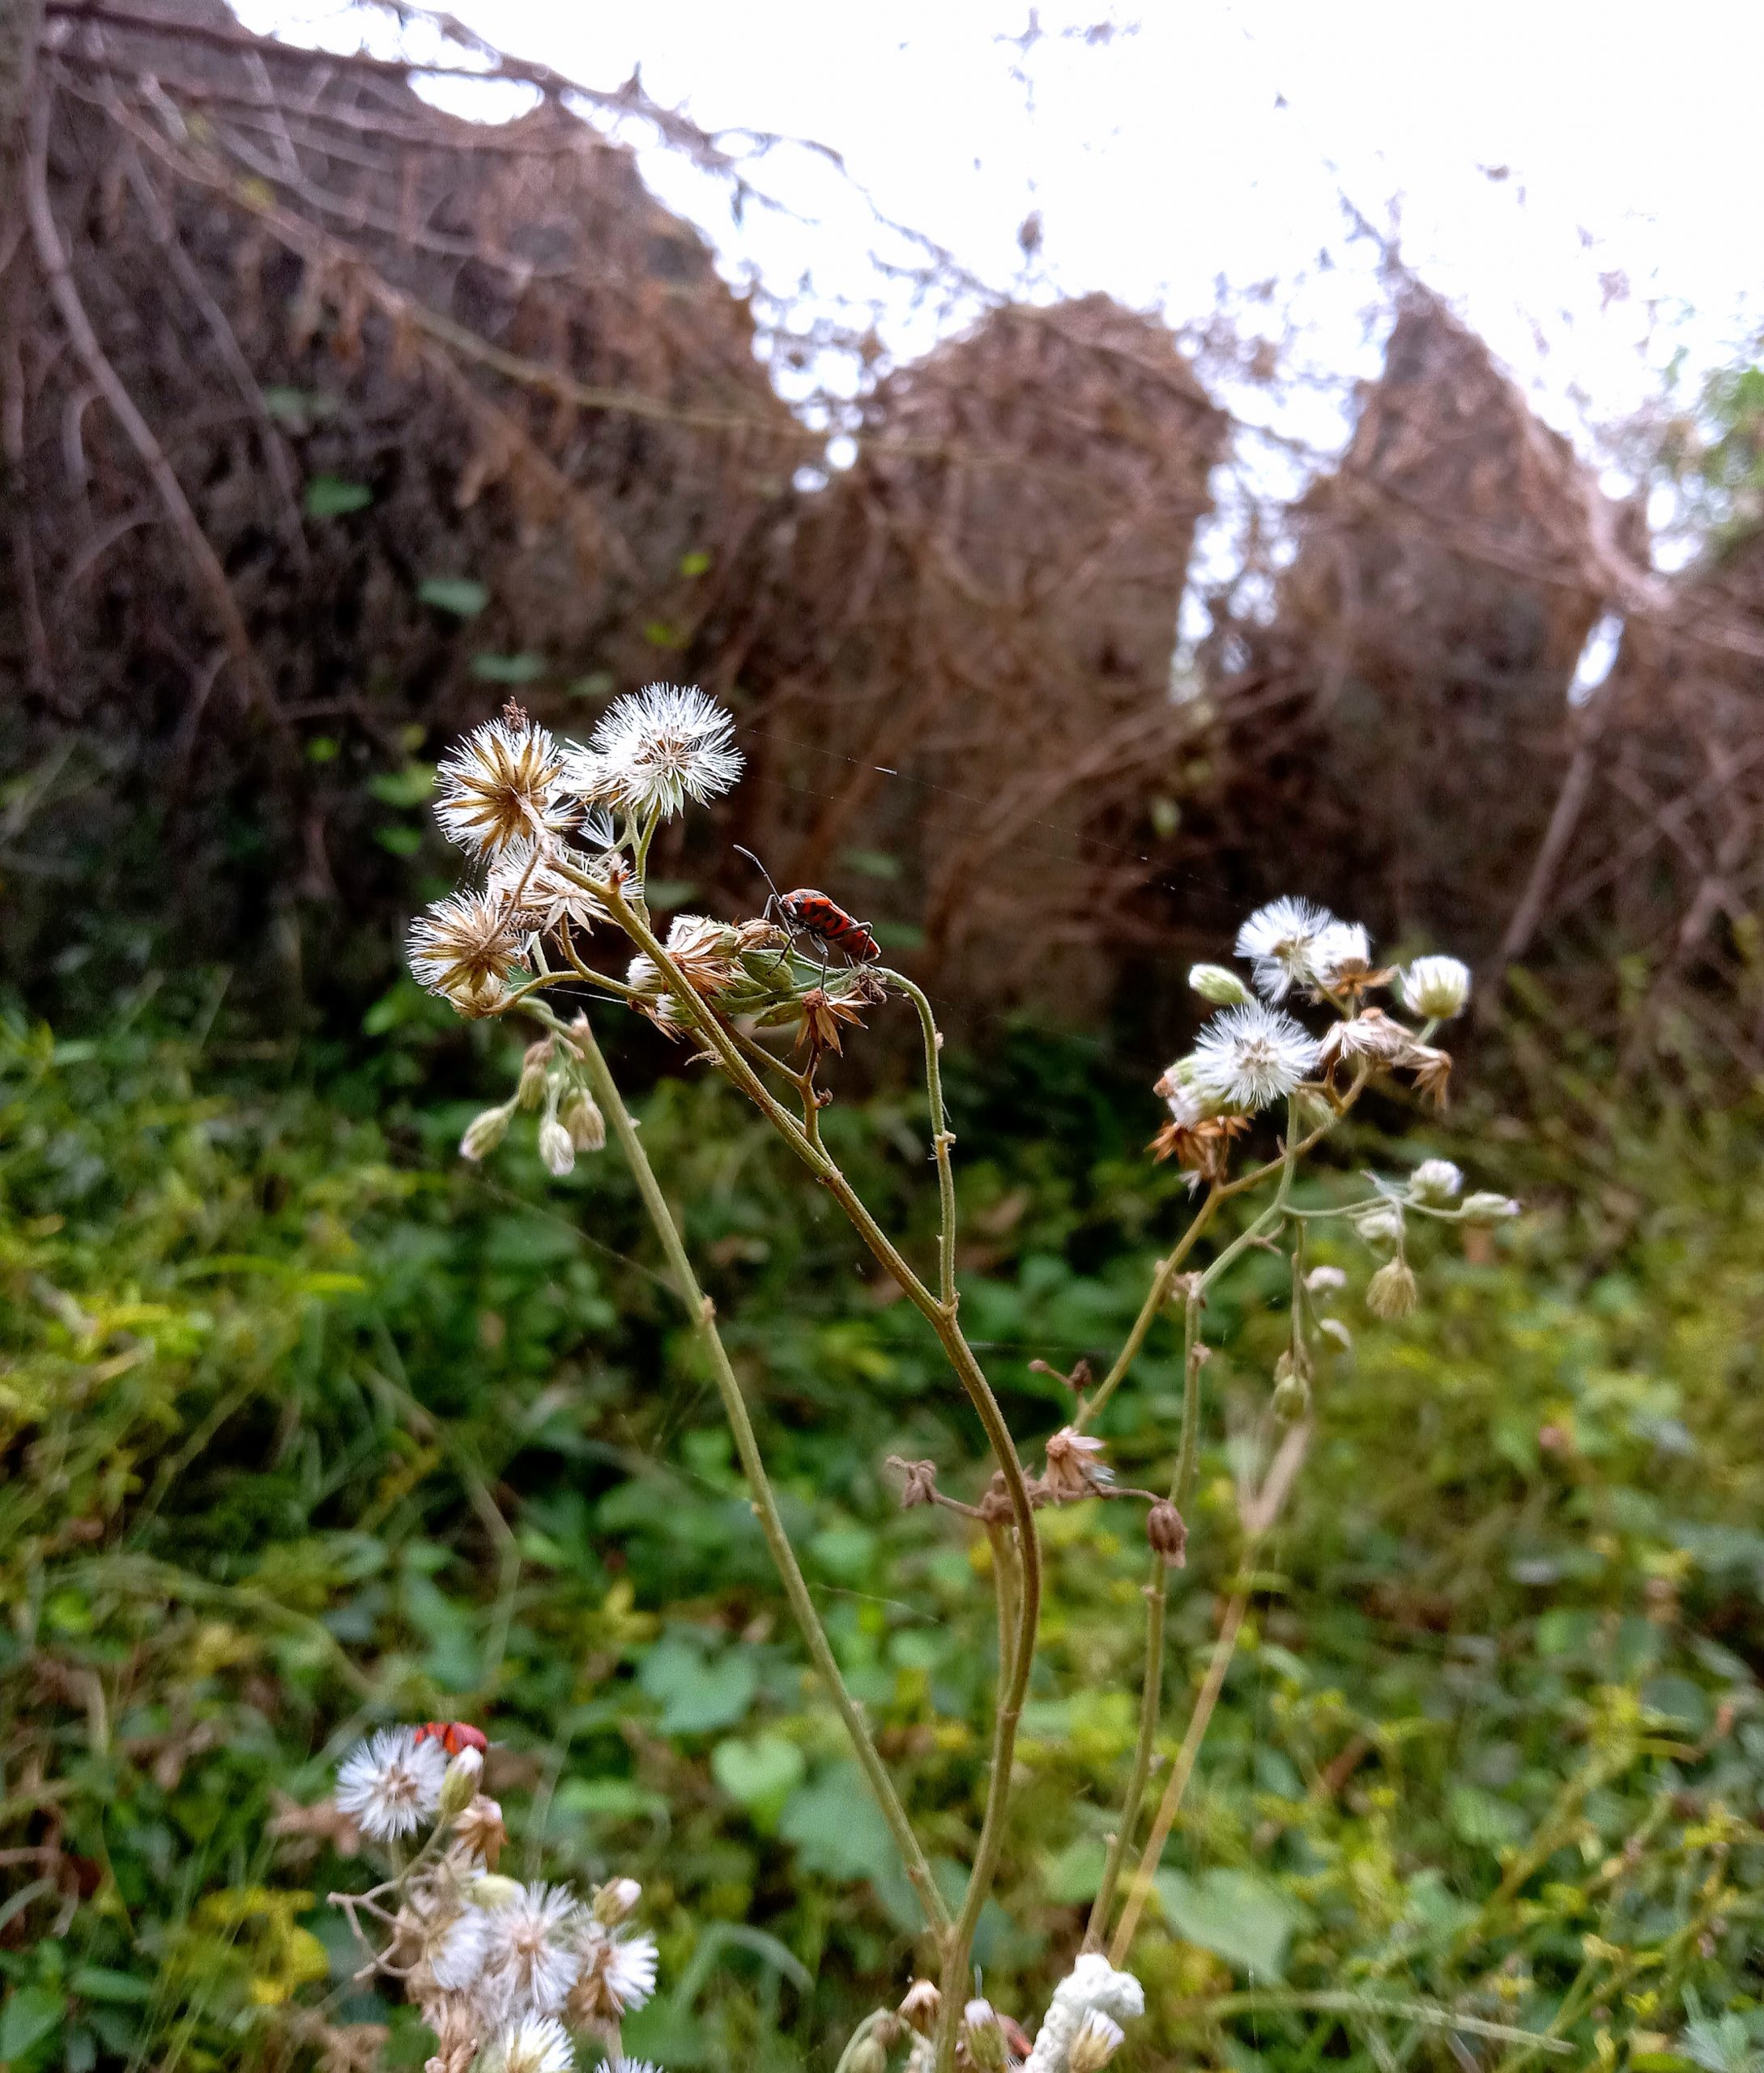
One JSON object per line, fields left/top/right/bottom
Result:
{"left": 318, "top": 1726, "right": 658, "bottom": 2073}
{"left": 411, "top": 687, "right": 892, "bottom": 1160}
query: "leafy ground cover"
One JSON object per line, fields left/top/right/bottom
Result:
{"left": 2, "top": 998, "right": 1763, "bottom": 2071}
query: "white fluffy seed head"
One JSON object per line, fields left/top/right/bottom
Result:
{"left": 479, "top": 1883, "right": 584, "bottom": 2021}
{"left": 564, "top": 683, "right": 744, "bottom": 820}
{"left": 1187, "top": 1001, "right": 1321, "bottom": 1112}
{"left": 1235, "top": 896, "right": 1335, "bottom": 1001}
{"left": 1310, "top": 918, "right": 1374, "bottom": 987}
{"left": 1398, "top": 954, "right": 1472, "bottom": 1020}
{"left": 334, "top": 1727, "right": 446, "bottom": 1841}
{"left": 481, "top": 2012, "right": 574, "bottom": 2073}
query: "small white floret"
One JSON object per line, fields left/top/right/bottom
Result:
{"left": 334, "top": 1727, "right": 447, "bottom": 1841}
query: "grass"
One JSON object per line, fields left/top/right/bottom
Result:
{"left": 2, "top": 995, "right": 1763, "bottom": 2071}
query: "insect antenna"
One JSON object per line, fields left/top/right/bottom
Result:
{"left": 731, "top": 843, "right": 783, "bottom": 905}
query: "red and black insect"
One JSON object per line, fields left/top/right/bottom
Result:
{"left": 734, "top": 846, "right": 880, "bottom": 968}
{"left": 412, "top": 1721, "right": 489, "bottom": 1757}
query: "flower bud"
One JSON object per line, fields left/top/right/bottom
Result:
{"left": 847, "top": 2041, "right": 888, "bottom": 2073}
{"left": 1293, "top": 1088, "right": 1336, "bottom": 1135}
{"left": 538, "top": 1117, "right": 575, "bottom": 1177}
{"left": 1305, "top": 1263, "right": 1346, "bottom": 1293}
{"left": 1352, "top": 1203, "right": 1404, "bottom": 1252}
{"left": 517, "top": 1039, "right": 553, "bottom": 1110}
{"left": 1189, "top": 963, "right": 1251, "bottom": 1008}
{"left": 459, "top": 1105, "right": 510, "bottom": 1162}
{"left": 1146, "top": 1500, "right": 1187, "bottom": 1569}
{"left": 470, "top": 1872, "right": 524, "bottom": 1909}
{"left": 1272, "top": 1370, "right": 1310, "bottom": 1422}
{"left": 560, "top": 1085, "right": 606, "bottom": 1152}
{"left": 1397, "top": 955, "right": 1471, "bottom": 1020}
{"left": 1366, "top": 1257, "right": 1418, "bottom": 1319}
{"left": 1072, "top": 2011, "right": 1127, "bottom": 2072}
{"left": 899, "top": 1981, "right": 940, "bottom": 2037}
{"left": 592, "top": 1876, "right": 641, "bottom": 1927}
{"left": 1273, "top": 1345, "right": 1310, "bottom": 1386}
{"left": 1462, "top": 1191, "right": 1521, "bottom": 1225}
{"left": 962, "top": 1999, "right": 1008, "bottom": 2073}
{"left": 439, "top": 1744, "right": 484, "bottom": 1819}
{"left": 1408, "top": 1157, "right": 1464, "bottom": 1207}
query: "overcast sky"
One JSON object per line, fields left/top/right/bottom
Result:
{"left": 245, "top": 0, "right": 1764, "bottom": 512}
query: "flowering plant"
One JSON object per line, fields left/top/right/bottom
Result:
{"left": 313, "top": 684, "right": 1521, "bottom": 2072}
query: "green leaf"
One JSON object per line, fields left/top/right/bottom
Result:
{"left": 711, "top": 1734, "right": 806, "bottom": 1829}
{"left": 369, "top": 764, "right": 435, "bottom": 808}
{"left": 1448, "top": 1784, "right": 1528, "bottom": 1850}
{"left": 642, "top": 619, "right": 689, "bottom": 649}
{"left": 1042, "top": 1835, "right": 1107, "bottom": 1904}
{"left": 303, "top": 475, "right": 372, "bottom": 517}
{"left": 418, "top": 576, "right": 488, "bottom": 618}
{"left": 778, "top": 1763, "right": 899, "bottom": 1884}
{"left": 374, "top": 825, "right": 423, "bottom": 857}
{"left": 637, "top": 1632, "right": 758, "bottom": 1735}
{"left": 678, "top": 549, "right": 713, "bottom": 577}
{"left": 1153, "top": 1867, "right": 1308, "bottom": 1979}
{"left": 470, "top": 652, "right": 546, "bottom": 684}
{"left": 839, "top": 847, "right": 902, "bottom": 881}
{"left": 68, "top": 1969, "right": 151, "bottom": 2006}
{"left": 0, "top": 1984, "right": 66, "bottom": 2062}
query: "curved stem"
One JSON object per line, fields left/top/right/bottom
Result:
{"left": 1076, "top": 1185, "right": 1221, "bottom": 1431}
{"left": 1084, "top": 1279, "right": 1206, "bottom": 1947}
{"left": 833, "top": 2011, "right": 898, "bottom": 2073}
{"left": 596, "top": 891, "right": 1042, "bottom": 2029}
{"left": 884, "top": 969, "right": 958, "bottom": 1313}
{"left": 552, "top": 1006, "right": 952, "bottom": 1940}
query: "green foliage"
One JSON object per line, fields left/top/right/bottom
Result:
{"left": 3, "top": 1008, "right": 1764, "bottom": 2069}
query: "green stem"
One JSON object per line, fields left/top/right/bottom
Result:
{"left": 884, "top": 969, "right": 958, "bottom": 1313}
{"left": 596, "top": 889, "right": 1042, "bottom": 2039}
{"left": 553, "top": 1007, "right": 952, "bottom": 1939}
{"left": 1085, "top": 1279, "right": 1206, "bottom": 1947}
{"left": 1076, "top": 1185, "right": 1223, "bottom": 1430}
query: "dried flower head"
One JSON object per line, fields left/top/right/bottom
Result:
{"left": 1310, "top": 919, "right": 1383, "bottom": 995}
{"left": 900, "top": 1980, "right": 941, "bottom": 2036}
{"left": 1042, "top": 1425, "right": 1112, "bottom": 1502}
{"left": 478, "top": 1883, "right": 583, "bottom": 2022}
{"left": 1366, "top": 1256, "right": 1419, "bottom": 1319}
{"left": 795, "top": 983, "right": 872, "bottom": 1058}
{"left": 454, "top": 1793, "right": 507, "bottom": 1869}
{"left": 566, "top": 1922, "right": 658, "bottom": 2025}
{"left": 889, "top": 1457, "right": 941, "bottom": 1509}
{"left": 488, "top": 838, "right": 609, "bottom": 937}
{"left": 408, "top": 891, "right": 524, "bottom": 1017}
{"left": 435, "top": 713, "right": 573, "bottom": 858}
{"left": 334, "top": 1728, "right": 446, "bottom": 1841}
{"left": 1235, "top": 896, "right": 1333, "bottom": 1001}
{"left": 560, "top": 1086, "right": 606, "bottom": 1153}
{"left": 479, "top": 2013, "right": 574, "bottom": 2073}
{"left": 1146, "top": 1499, "right": 1187, "bottom": 1568}
{"left": 565, "top": 683, "right": 743, "bottom": 820}
{"left": 1397, "top": 954, "right": 1472, "bottom": 1020}
{"left": 1187, "top": 1001, "right": 1321, "bottom": 1112}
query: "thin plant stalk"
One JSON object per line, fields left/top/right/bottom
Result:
{"left": 547, "top": 1002, "right": 953, "bottom": 1939}
{"left": 594, "top": 884, "right": 1043, "bottom": 2015}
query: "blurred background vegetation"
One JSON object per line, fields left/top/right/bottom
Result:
{"left": 5, "top": 2, "right": 1764, "bottom": 2070}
